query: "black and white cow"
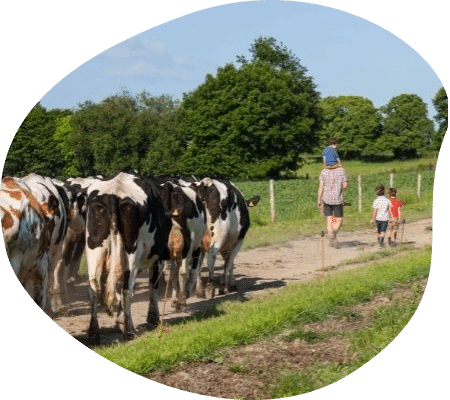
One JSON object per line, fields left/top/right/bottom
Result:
{"left": 85, "top": 172, "right": 171, "bottom": 344}
{"left": 0, "top": 174, "right": 70, "bottom": 311}
{"left": 155, "top": 179, "right": 206, "bottom": 311}
{"left": 192, "top": 177, "right": 259, "bottom": 298}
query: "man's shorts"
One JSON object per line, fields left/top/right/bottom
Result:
{"left": 376, "top": 220, "right": 389, "bottom": 234}
{"left": 323, "top": 202, "right": 343, "bottom": 218}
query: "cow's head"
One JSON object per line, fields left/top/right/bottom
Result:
{"left": 158, "top": 182, "right": 186, "bottom": 220}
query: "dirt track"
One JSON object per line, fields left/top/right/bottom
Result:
{"left": 53, "top": 218, "right": 432, "bottom": 345}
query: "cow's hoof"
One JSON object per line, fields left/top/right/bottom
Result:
{"left": 218, "top": 284, "right": 226, "bottom": 295}
{"left": 229, "top": 284, "right": 238, "bottom": 293}
{"left": 88, "top": 335, "right": 100, "bottom": 347}
{"left": 123, "top": 330, "right": 136, "bottom": 341}
{"left": 146, "top": 312, "right": 160, "bottom": 329}
{"left": 205, "top": 283, "right": 215, "bottom": 299}
{"left": 88, "top": 329, "right": 100, "bottom": 346}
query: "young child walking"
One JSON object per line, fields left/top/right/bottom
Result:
{"left": 370, "top": 184, "right": 391, "bottom": 247}
{"left": 387, "top": 187, "right": 402, "bottom": 246}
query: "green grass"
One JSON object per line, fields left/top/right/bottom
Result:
{"left": 95, "top": 246, "right": 431, "bottom": 374}
{"left": 269, "top": 297, "right": 421, "bottom": 398}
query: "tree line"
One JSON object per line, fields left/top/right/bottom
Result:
{"left": 3, "top": 37, "right": 448, "bottom": 180}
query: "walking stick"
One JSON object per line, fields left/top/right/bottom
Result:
{"left": 400, "top": 218, "right": 406, "bottom": 244}
{"left": 320, "top": 231, "right": 325, "bottom": 289}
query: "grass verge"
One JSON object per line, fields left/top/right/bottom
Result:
{"left": 269, "top": 295, "right": 421, "bottom": 397}
{"left": 95, "top": 247, "right": 431, "bottom": 374}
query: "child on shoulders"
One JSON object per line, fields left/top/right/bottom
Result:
{"left": 322, "top": 138, "right": 342, "bottom": 169}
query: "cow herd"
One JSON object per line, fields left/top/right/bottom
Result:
{"left": 0, "top": 170, "right": 259, "bottom": 344}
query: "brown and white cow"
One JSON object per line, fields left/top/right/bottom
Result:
{"left": 49, "top": 176, "right": 103, "bottom": 309}
{"left": 85, "top": 172, "right": 171, "bottom": 344}
{"left": 191, "top": 177, "right": 259, "bottom": 298}
{"left": 0, "top": 174, "right": 69, "bottom": 310}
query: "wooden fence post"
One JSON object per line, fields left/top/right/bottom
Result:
{"left": 417, "top": 174, "right": 421, "bottom": 199}
{"left": 358, "top": 175, "right": 362, "bottom": 212}
{"left": 390, "top": 173, "right": 394, "bottom": 188}
{"left": 269, "top": 179, "right": 275, "bottom": 222}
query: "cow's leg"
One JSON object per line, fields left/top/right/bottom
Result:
{"left": 221, "top": 240, "right": 243, "bottom": 294}
{"left": 191, "top": 248, "right": 205, "bottom": 298}
{"left": 51, "top": 242, "right": 71, "bottom": 310}
{"left": 34, "top": 254, "right": 49, "bottom": 310}
{"left": 205, "top": 247, "right": 218, "bottom": 299}
{"left": 146, "top": 257, "right": 161, "bottom": 328}
{"left": 116, "top": 269, "right": 137, "bottom": 340}
{"left": 67, "top": 234, "right": 85, "bottom": 285}
{"left": 177, "top": 255, "right": 192, "bottom": 311}
{"left": 168, "top": 260, "right": 182, "bottom": 311}
{"left": 88, "top": 285, "right": 100, "bottom": 346}
{"left": 86, "top": 245, "right": 108, "bottom": 345}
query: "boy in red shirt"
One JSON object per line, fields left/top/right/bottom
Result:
{"left": 387, "top": 187, "right": 402, "bottom": 246}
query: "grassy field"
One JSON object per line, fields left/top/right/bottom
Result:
{"left": 95, "top": 246, "right": 431, "bottom": 376}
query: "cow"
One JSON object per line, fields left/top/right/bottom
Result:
{"left": 49, "top": 176, "right": 102, "bottom": 309}
{"left": 155, "top": 179, "right": 206, "bottom": 311}
{"left": 191, "top": 177, "right": 259, "bottom": 299}
{"left": 0, "top": 174, "right": 69, "bottom": 310}
{"left": 85, "top": 172, "right": 171, "bottom": 344}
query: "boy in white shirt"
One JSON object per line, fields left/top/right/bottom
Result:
{"left": 370, "top": 184, "right": 391, "bottom": 247}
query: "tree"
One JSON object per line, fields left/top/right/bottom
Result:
{"left": 181, "top": 38, "right": 321, "bottom": 179}
{"left": 67, "top": 91, "right": 184, "bottom": 176}
{"left": 237, "top": 36, "right": 319, "bottom": 103}
{"left": 3, "top": 103, "right": 70, "bottom": 178}
{"left": 379, "top": 94, "right": 434, "bottom": 159}
{"left": 432, "top": 87, "right": 448, "bottom": 149}
{"left": 318, "top": 96, "right": 383, "bottom": 158}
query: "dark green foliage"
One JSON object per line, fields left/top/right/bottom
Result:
{"left": 379, "top": 94, "right": 435, "bottom": 159}
{"left": 432, "top": 87, "right": 448, "bottom": 149}
{"left": 67, "top": 91, "right": 184, "bottom": 176}
{"left": 181, "top": 37, "right": 321, "bottom": 179}
{"left": 318, "top": 96, "right": 383, "bottom": 158}
{"left": 3, "top": 103, "right": 71, "bottom": 178}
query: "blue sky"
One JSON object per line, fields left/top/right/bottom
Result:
{"left": 39, "top": 1, "right": 443, "bottom": 119}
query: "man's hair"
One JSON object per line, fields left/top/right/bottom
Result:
{"left": 328, "top": 138, "right": 338, "bottom": 146}
{"left": 389, "top": 187, "right": 397, "bottom": 197}
{"left": 375, "top": 184, "right": 385, "bottom": 196}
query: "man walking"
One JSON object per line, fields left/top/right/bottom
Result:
{"left": 317, "top": 167, "right": 349, "bottom": 248}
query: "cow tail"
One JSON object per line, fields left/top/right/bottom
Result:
{"left": 104, "top": 204, "right": 124, "bottom": 315}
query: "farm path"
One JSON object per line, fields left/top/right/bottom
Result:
{"left": 53, "top": 218, "right": 432, "bottom": 345}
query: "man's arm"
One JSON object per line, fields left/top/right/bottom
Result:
{"left": 317, "top": 179, "right": 324, "bottom": 208}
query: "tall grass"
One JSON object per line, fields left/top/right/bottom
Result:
{"left": 95, "top": 247, "right": 431, "bottom": 374}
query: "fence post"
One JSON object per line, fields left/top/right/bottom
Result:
{"left": 390, "top": 173, "right": 394, "bottom": 188}
{"left": 417, "top": 174, "right": 421, "bottom": 199}
{"left": 269, "top": 179, "right": 275, "bottom": 222}
{"left": 358, "top": 175, "right": 362, "bottom": 212}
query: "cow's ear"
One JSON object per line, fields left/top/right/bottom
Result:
{"left": 159, "top": 183, "right": 173, "bottom": 215}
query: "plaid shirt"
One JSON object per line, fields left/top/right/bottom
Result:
{"left": 319, "top": 168, "right": 348, "bottom": 205}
